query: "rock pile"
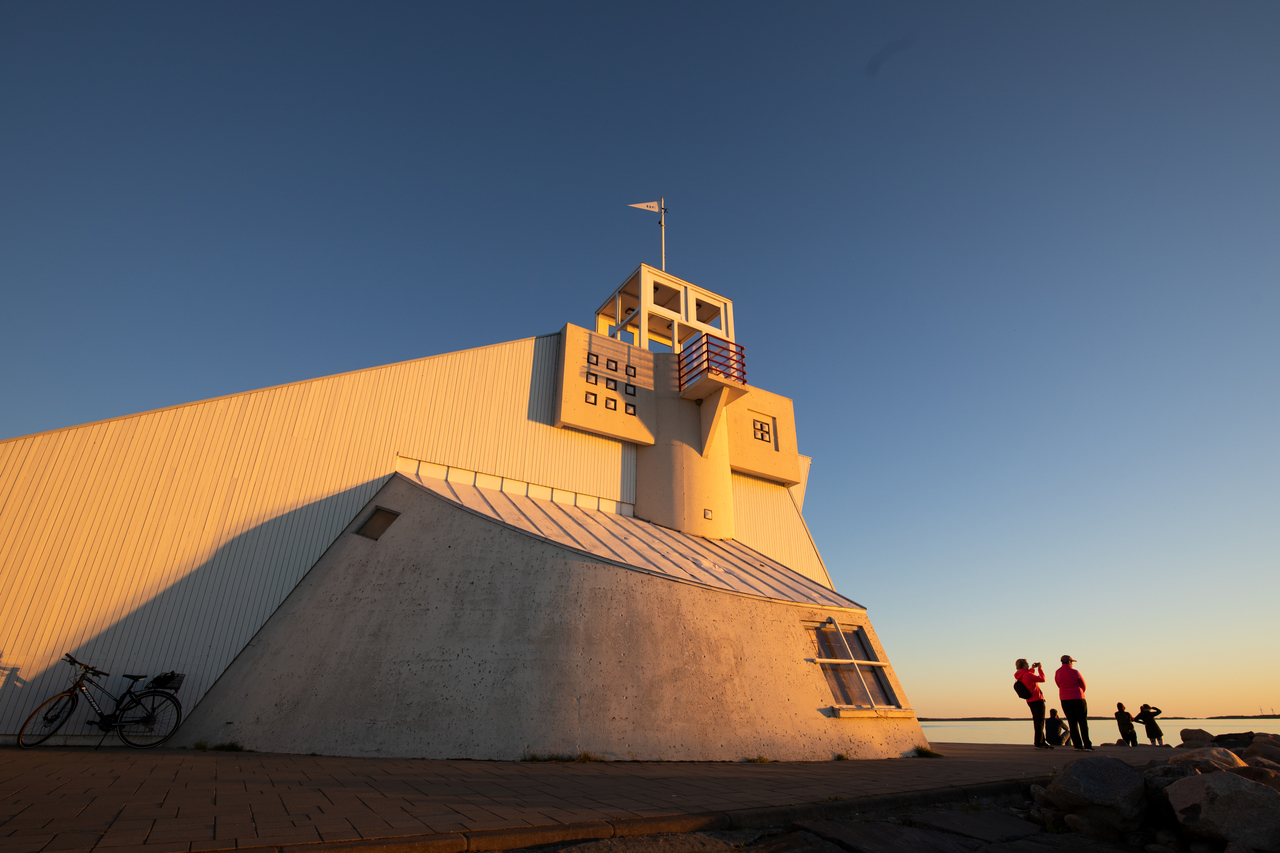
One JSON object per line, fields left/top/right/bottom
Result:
{"left": 1029, "top": 731, "right": 1280, "bottom": 853}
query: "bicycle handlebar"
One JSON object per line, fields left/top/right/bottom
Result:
{"left": 63, "top": 652, "right": 109, "bottom": 677}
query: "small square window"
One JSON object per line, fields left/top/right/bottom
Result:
{"left": 605, "top": 398, "right": 617, "bottom": 410}
{"left": 624, "top": 384, "right": 636, "bottom": 396}
{"left": 606, "top": 358, "right": 618, "bottom": 371}
{"left": 605, "top": 378, "right": 617, "bottom": 391}
{"left": 703, "top": 509, "right": 713, "bottom": 520}
{"left": 752, "top": 419, "right": 772, "bottom": 443}
{"left": 586, "top": 373, "right": 598, "bottom": 385}
{"left": 625, "top": 403, "right": 636, "bottom": 415}
{"left": 625, "top": 365, "right": 636, "bottom": 378}
{"left": 585, "top": 392, "right": 597, "bottom": 405}
{"left": 356, "top": 507, "right": 400, "bottom": 541}
{"left": 587, "top": 353, "right": 599, "bottom": 366}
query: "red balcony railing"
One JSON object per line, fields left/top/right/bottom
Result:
{"left": 678, "top": 333, "right": 746, "bottom": 392}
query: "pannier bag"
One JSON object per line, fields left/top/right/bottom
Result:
{"left": 146, "top": 671, "right": 186, "bottom": 692}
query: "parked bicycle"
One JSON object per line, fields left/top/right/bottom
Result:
{"left": 17, "top": 653, "right": 184, "bottom": 749}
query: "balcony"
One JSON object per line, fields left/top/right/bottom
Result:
{"left": 678, "top": 333, "right": 746, "bottom": 400}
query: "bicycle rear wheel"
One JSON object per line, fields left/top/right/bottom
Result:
{"left": 116, "top": 691, "right": 182, "bottom": 748}
{"left": 18, "top": 691, "right": 78, "bottom": 748}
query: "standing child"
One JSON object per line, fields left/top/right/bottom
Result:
{"left": 1133, "top": 704, "right": 1164, "bottom": 746}
{"left": 1115, "top": 703, "right": 1138, "bottom": 747}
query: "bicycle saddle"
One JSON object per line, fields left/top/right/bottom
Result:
{"left": 122, "top": 674, "right": 147, "bottom": 681}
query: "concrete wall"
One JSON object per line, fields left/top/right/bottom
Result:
{"left": 176, "top": 476, "right": 924, "bottom": 760}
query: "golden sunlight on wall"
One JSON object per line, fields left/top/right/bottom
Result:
{"left": 0, "top": 334, "right": 633, "bottom": 734}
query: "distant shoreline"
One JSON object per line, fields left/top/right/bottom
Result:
{"left": 918, "top": 714, "right": 1280, "bottom": 722}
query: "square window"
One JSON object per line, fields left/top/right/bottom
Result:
{"left": 624, "top": 384, "right": 636, "bottom": 396}
{"left": 752, "top": 419, "right": 772, "bottom": 443}
{"left": 625, "top": 365, "right": 636, "bottom": 377}
{"left": 606, "top": 358, "right": 618, "bottom": 371}
{"left": 805, "top": 621, "right": 897, "bottom": 709}
{"left": 625, "top": 403, "right": 636, "bottom": 415}
{"left": 605, "top": 378, "right": 617, "bottom": 391}
{"left": 587, "top": 353, "right": 599, "bottom": 366}
{"left": 605, "top": 398, "right": 617, "bottom": 410}
{"left": 356, "top": 507, "right": 400, "bottom": 541}
{"left": 585, "top": 392, "right": 597, "bottom": 405}
{"left": 586, "top": 372, "right": 598, "bottom": 385}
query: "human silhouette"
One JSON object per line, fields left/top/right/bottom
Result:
{"left": 1044, "top": 708, "right": 1069, "bottom": 747}
{"left": 1115, "top": 702, "right": 1138, "bottom": 747}
{"left": 1133, "top": 704, "right": 1164, "bottom": 746}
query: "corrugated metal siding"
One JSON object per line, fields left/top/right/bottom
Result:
{"left": 731, "top": 471, "right": 834, "bottom": 590}
{"left": 0, "top": 334, "right": 634, "bottom": 734}
{"left": 405, "top": 473, "right": 857, "bottom": 610}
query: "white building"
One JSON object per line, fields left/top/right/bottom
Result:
{"left": 0, "top": 265, "right": 925, "bottom": 759}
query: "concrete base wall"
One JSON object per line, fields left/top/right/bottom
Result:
{"left": 176, "top": 477, "right": 924, "bottom": 760}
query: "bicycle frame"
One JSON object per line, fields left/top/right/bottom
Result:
{"left": 70, "top": 670, "right": 139, "bottom": 732}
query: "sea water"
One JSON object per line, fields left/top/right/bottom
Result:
{"left": 920, "top": 717, "right": 1274, "bottom": 745}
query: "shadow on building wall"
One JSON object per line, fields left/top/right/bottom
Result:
{"left": 0, "top": 478, "right": 385, "bottom": 739}
{"left": 527, "top": 333, "right": 560, "bottom": 427}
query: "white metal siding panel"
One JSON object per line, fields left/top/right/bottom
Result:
{"left": 401, "top": 473, "right": 855, "bottom": 609}
{"left": 0, "top": 335, "right": 638, "bottom": 734}
{"left": 731, "top": 471, "right": 834, "bottom": 590}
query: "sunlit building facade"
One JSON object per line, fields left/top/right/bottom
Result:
{"left": 0, "top": 266, "right": 924, "bottom": 759}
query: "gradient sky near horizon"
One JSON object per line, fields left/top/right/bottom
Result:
{"left": 2, "top": 2, "right": 1277, "bottom": 720}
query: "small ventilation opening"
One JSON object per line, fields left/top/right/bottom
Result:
{"left": 356, "top": 507, "right": 400, "bottom": 540}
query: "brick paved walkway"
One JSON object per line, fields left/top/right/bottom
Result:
{"left": 0, "top": 744, "right": 1168, "bottom": 853}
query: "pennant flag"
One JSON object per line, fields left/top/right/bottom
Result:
{"left": 628, "top": 201, "right": 660, "bottom": 212}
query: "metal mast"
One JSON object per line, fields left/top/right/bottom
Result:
{"left": 628, "top": 197, "right": 667, "bottom": 270}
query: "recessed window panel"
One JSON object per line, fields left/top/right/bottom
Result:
{"left": 605, "top": 398, "right": 617, "bottom": 410}
{"left": 587, "top": 353, "right": 599, "bottom": 365}
{"left": 625, "top": 403, "right": 636, "bottom": 415}
{"left": 585, "top": 392, "right": 597, "bottom": 405}
{"left": 625, "top": 365, "right": 636, "bottom": 378}
{"left": 624, "top": 384, "right": 636, "bottom": 396}
{"left": 752, "top": 419, "right": 772, "bottom": 443}
{"left": 605, "top": 378, "right": 617, "bottom": 391}
{"left": 356, "top": 507, "right": 400, "bottom": 541}
{"left": 606, "top": 358, "right": 618, "bottom": 371}
{"left": 586, "top": 373, "right": 598, "bottom": 385}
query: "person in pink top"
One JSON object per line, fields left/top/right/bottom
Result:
{"left": 1055, "top": 654, "right": 1093, "bottom": 750}
{"left": 1014, "top": 659, "right": 1050, "bottom": 749}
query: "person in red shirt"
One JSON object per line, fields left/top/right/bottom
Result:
{"left": 1014, "top": 659, "right": 1050, "bottom": 749}
{"left": 1055, "top": 654, "right": 1093, "bottom": 750}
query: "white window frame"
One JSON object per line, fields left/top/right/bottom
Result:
{"left": 805, "top": 617, "right": 897, "bottom": 712}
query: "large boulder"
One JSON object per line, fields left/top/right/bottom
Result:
{"left": 1166, "top": 771, "right": 1280, "bottom": 852}
{"left": 1045, "top": 755, "right": 1148, "bottom": 830}
{"left": 1247, "top": 742, "right": 1280, "bottom": 765}
{"left": 1182, "top": 728, "right": 1214, "bottom": 744}
{"left": 1229, "top": 765, "right": 1280, "bottom": 793}
{"left": 1170, "top": 747, "right": 1249, "bottom": 773}
{"left": 1251, "top": 756, "right": 1280, "bottom": 772}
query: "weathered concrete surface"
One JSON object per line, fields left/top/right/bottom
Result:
{"left": 176, "top": 476, "right": 923, "bottom": 760}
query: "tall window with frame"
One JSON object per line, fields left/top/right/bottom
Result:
{"left": 806, "top": 620, "right": 898, "bottom": 709}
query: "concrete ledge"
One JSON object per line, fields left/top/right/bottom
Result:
{"left": 241, "top": 777, "right": 1049, "bottom": 853}
{"left": 465, "top": 822, "right": 615, "bottom": 851}
{"left": 609, "top": 814, "right": 732, "bottom": 837}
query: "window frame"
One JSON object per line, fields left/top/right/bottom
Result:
{"left": 804, "top": 617, "right": 897, "bottom": 712}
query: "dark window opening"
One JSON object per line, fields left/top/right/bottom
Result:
{"left": 357, "top": 507, "right": 400, "bottom": 541}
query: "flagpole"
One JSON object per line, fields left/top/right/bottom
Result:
{"left": 660, "top": 197, "right": 665, "bottom": 271}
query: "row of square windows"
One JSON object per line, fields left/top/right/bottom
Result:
{"left": 587, "top": 353, "right": 637, "bottom": 377}
{"left": 585, "top": 393, "right": 636, "bottom": 415}
{"left": 587, "top": 374, "right": 636, "bottom": 395}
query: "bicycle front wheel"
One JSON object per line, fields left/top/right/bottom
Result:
{"left": 116, "top": 691, "right": 182, "bottom": 748}
{"left": 18, "top": 691, "right": 79, "bottom": 748}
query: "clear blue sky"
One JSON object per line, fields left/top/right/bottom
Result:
{"left": 2, "top": 2, "right": 1277, "bottom": 718}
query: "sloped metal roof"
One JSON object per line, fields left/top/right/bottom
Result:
{"left": 398, "top": 473, "right": 862, "bottom": 610}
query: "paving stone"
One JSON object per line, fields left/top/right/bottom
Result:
{"left": 906, "top": 811, "right": 1040, "bottom": 843}
{"left": 795, "top": 820, "right": 982, "bottom": 853}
